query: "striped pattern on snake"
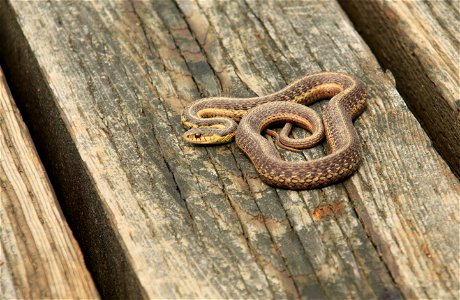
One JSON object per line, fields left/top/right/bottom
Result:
{"left": 181, "top": 72, "right": 367, "bottom": 189}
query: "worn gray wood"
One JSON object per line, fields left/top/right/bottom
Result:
{"left": 0, "top": 0, "right": 458, "bottom": 299}
{"left": 0, "top": 67, "right": 99, "bottom": 298}
{"left": 340, "top": 0, "right": 460, "bottom": 176}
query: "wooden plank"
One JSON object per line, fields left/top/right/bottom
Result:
{"left": 0, "top": 67, "right": 99, "bottom": 298}
{"left": 0, "top": 0, "right": 458, "bottom": 298}
{"left": 340, "top": 0, "right": 460, "bottom": 176}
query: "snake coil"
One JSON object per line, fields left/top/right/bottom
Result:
{"left": 181, "top": 72, "right": 367, "bottom": 189}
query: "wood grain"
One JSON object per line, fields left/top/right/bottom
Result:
{"left": 0, "top": 0, "right": 458, "bottom": 298}
{"left": 340, "top": 0, "right": 460, "bottom": 176}
{"left": 0, "top": 67, "right": 98, "bottom": 298}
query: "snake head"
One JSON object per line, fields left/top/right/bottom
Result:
{"left": 183, "top": 127, "right": 236, "bottom": 145}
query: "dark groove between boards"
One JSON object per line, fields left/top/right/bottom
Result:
{"left": 338, "top": 0, "right": 460, "bottom": 178}
{"left": 0, "top": 1, "right": 145, "bottom": 298}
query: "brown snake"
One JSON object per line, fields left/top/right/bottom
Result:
{"left": 181, "top": 72, "right": 367, "bottom": 189}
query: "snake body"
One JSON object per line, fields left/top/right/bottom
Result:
{"left": 181, "top": 72, "right": 367, "bottom": 189}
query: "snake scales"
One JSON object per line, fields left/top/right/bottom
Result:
{"left": 181, "top": 72, "right": 367, "bottom": 189}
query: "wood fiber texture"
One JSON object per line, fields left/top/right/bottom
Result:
{"left": 340, "top": 0, "right": 460, "bottom": 176}
{"left": 0, "top": 67, "right": 98, "bottom": 298}
{"left": 0, "top": 0, "right": 458, "bottom": 299}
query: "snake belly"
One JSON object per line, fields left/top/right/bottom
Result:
{"left": 182, "top": 72, "right": 367, "bottom": 189}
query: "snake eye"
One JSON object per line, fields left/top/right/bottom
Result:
{"left": 194, "top": 133, "right": 202, "bottom": 139}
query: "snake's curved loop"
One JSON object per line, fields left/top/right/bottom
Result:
{"left": 265, "top": 120, "right": 325, "bottom": 152}
{"left": 181, "top": 72, "right": 367, "bottom": 189}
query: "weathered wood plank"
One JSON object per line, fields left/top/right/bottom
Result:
{"left": 340, "top": 0, "right": 460, "bottom": 176}
{"left": 0, "top": 0, "right": 458, "bottom": 299}
{"left": 0, "top": 67, "right": 99, "bottom": 298}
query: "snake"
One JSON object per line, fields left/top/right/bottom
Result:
{"left": 181, "top": 72, "right": 367, "bottom": 189}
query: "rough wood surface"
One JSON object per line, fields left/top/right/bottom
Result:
{"left": 0, "top": 0, "right": 459, "bottom": 299}
{"left": 0, "top": 67, "right": 99, "bottom": 298}
{"left": 340, "top": 0, "right": 460, "bottom": 176}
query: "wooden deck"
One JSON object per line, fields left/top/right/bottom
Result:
{"left": 0, "top": 0, "right": 458, "bottom": 299}
{"left": 0, "top": 67, "right": 98, "bottom": 298}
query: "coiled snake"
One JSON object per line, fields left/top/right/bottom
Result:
{"left": 181, "top": 72, "right": 367, "bottom": 189}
